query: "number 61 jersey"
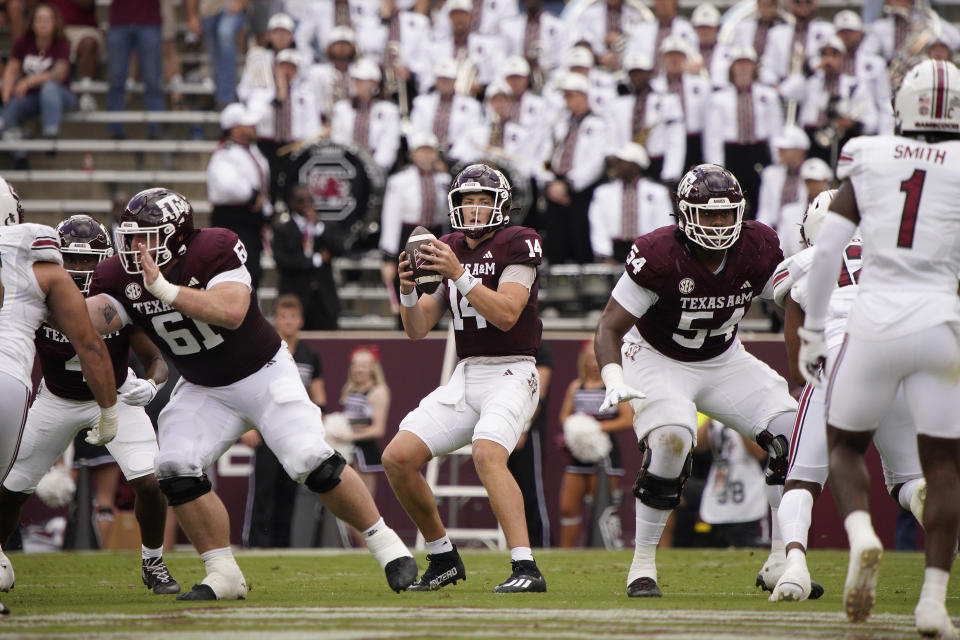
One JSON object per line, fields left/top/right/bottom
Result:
{"left": 89, "top": 228, "right": 281, "bottom": 386}
{"left": 623, "top": 223, "right": 783, "bottom": 362}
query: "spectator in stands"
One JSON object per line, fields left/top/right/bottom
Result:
{"left": 242, "top": 294, "right": 326, "bottom": 548}
{"left": 557, "top": 339, "right": 633, "bottom": 548}
{"left": 1, "top": 2, "right": 74, "bottom": 168}
{"left": 272, "top": 184, "right": 343, "bottom": 330}
{"left": 625, "top": 0, "right": 696, "bottom": 72}
{"left": 47, "top": 0, "right": 100, "bottom": 113}
{"left": 293, "top": 0, "right": 386, "bottom": 64}
{"left": 499, "top": 0, "right": 567, "bottom": 78}
{"left": 161, "top": 0, "right": 185, "bottom": 110}
{"left": 378, "top": 132, "right": 449, "bottom": 313}
{"left": 833, "top": 10, "right": 893, "bottom": 135}
{"left": 186, "top": 0, "right": 248, "bottom": 109}
{"left": 862, "top": 0, "right": 960, "bottom": 63}
{"left": 651, "top": 36, "right": 709, "bottom": 171}
{"left": 0, "top": 0, "right": 27, "bottom": 41}
{"left": 409, "top": 58, "right": 482, "bottom": 165}
{"left": 689, "top": 4, "right": 723, "bottom": 84}
{"left": 207, "top": 102, "right": 272, "bottom": 290}
{"left": 425, "top": 0, "right": 506, "bottom": 93}
{"left": 340, "top": 346, "right": 390, "bottom": 511}
{"left": 306, "top": 25, "right": 357, "bottom": 126}
{"left": 756, "top": 125, "right": 809, "bottom": 251}
{"left": 727, "top": 0, "right": 783, "bottom": 64}
{"left": 609, "top": 53, "right": 683, "bottom": 186}
{"left": 702, "top": 45, "right": 782, "bottom": 219}
{"left": 330, "top": 58, "right": 401, "bottom": 172}
{"left": 541, "top": 72, "right": 609, "bottom": 265}
{"left": 768, "top": 156, "right": 832, "bottom": 258}
{"left": 106, "top": 0, "right": 163, "bottom": 139}
{"left": 759, "top": 0, "right": 835, "bottom": 87}
{"left": 237, "top": 12, "right": 296, "bottom": 101}
{"left": 568, "top": 0, "right": 638, "bottom": 71}
{"left": 431, "top": 0, "right": 518, "bottom": 42}
{"left": 587, "top": 143, "right": 673, "bottom": 264}
{"left": 543, "top": 46, "right": 617, "bottom": 122}
{"left": 502, "top": 56, "right": 548, "bottom": 131}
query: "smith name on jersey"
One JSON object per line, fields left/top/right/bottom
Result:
{"left": 625, "top": 222, "right": 784, "bottom": 362}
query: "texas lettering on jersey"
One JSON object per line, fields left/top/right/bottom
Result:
{"left": 437, "top": 226, "right": 543, "bottom": 359}
{"left": 625, "top": 223, "right": 784, "bottom": 362}
{"left": 36, "top": 324, "right": 129, "bottom": 401}
{"left": 89, "top": 228, "right": 281, "bottom": 386}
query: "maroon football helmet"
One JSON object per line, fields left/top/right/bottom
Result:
{"left": 57, "top": 214, "right": 113, "bottom": 294}
{"left": 676, "top": 164, "right": 746, "bottom": 250}
{"left": 115, "top": 188, "right": 195, "bottom": 274}
{"left": 448, "top": 163, "right": 512, "bottom": 239}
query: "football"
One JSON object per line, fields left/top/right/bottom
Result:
{"left": 404, "top": 225, "right": 443, "bottom": 294}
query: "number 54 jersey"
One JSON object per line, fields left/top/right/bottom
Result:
{"left": 837, "top": 135, "right": 960, "bottom": 339}
{"left": 89, "top": 228, "right": 281, "bottom": 386}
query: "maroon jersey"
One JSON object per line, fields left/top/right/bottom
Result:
{"left": 35, "top": 324, "right": 130, "bottom": 401}
{"left": 89, "top": 228, "right": 281, "bottom": 386}
{"left": 438, "top": 226, "right": 543, "bottom": 359}
{"left": 625, "top": 222, "right": 783, "bottom": 362}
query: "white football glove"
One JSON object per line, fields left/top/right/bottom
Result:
{"left": 86, "top": 404, "right": 119, "bottom": 446}
{"left": 598, "top": 363, "right": 647, "bottom": 413}
{"left": 797, "top": 326, "right": 828, "bottom": 388}
{"left": 118, "top": 369, "right": 158, "bottom": 407}
{"left": 35, "top": 464, "right": 76, "bottom": 508}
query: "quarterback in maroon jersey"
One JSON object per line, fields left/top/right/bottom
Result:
{"left": 84, "top": 188, "right": 416, "bottom": 600}
{"left": 0, "top": 215, "right": 180, "bottom": 594}
{"left": 593, "top": 165, "right": 800, "bottom": 598}
{"left": 383, "top": 164, "right": 547, "bottom": 593}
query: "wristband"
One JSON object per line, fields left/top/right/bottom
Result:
{"left": 400, "top": 288, "right": 419, "bottom": 307}
{"left": 145, "top": 271, "right": 179, "bottom": 304}
{"left": 454, "top": 270, "right": 479, "bottom": 297}
{"left": 600, "top": 363, "right": 624, "bottom": 388}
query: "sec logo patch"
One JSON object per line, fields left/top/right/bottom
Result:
{"left": 125, "top": 282, "right": 142, "bottom": 300}
{"left": 679, "top": 278, "right": 695, "bottom": 294}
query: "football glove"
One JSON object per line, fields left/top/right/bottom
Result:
{"left": 797, "top": 326, "right": 828, "bottom": 388}
{"left": 599, "top": 363, "right": 646, "bottom": 413}
{"left": 118, "top": 369, "right": 158, "bottom": 407}
{"left": 756, "top": 429, "right": 789, "bottom": 486}
{"left": 86, "top": 404, "right": 118, "bottom": 446}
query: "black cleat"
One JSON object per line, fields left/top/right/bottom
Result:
{"left": 142, "top": 557, "right": 181, "bottom": 595}
{"left": 627, "top": 577, "right": 663, "bottom": 597}
{"left": 406, "top": 546, "right": 466, "bottom": 591}
{"left": 493, "top": 560, "right": 546, "bottom": 593}
{"left": 756, "top": 573, "right": 824, "bottom": 600}
{"left": 0, "top": 600, "right": 8, "bottom": 615}
{"left": 176, "top": 583, "right": 217, "bottom": 601}
{"left": 385, "top": 556, "right": 418, "bottom": 592}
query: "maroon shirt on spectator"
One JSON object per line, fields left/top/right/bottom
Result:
{"left": 109, "top": 0, "right": 161, "bottom": 26}
{"left": 89, "top": 228, "right": 282, "bottom": 387}
{"left": 36, "top": 324, "right": 130, "bottom": 401}
{"left": 46, "top": 0, "right": 97, "bottom": 27}
{"left": 10, "top": 34, "right": 71, "bottom": 90}
{"left": 625, "top": 222, "right": 783, "bottom": 362}
{"left": 438, "top": 226, "right": 543, "bottom": 359}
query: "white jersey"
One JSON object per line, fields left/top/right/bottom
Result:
{"left": 0, "top": 223, "right": 62, "bottom": 384}
{"left": 772, "top": 239, "right": 863, "bottom": 350}
{"left": 698, "top": 421, "right": 767, "bottom": 525}
{"left": 837, "top": 135, "right": 960, "bottom": 338}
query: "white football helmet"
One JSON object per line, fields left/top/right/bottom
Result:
{"left": 799, "top": 189, "right": 838, "bottom": 248}
{"left": 0, "top": 177, "right": 22, "bottom": 226}
{"left": 894, "top": 59, "right": 960, "bottom": 135}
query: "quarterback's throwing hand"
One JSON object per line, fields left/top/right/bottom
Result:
{"left": 86, "top": 404, "right": 119, "bottom": 446}
{"left": 797, "top": 326, "right": 828, "bottom": 388}
{"left": 599, "top": 383, "right": 646, "bottom": 414}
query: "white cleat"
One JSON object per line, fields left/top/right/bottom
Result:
{"left": 755, "top": 551, "right": 786, "bottom": 591}
{"left": 915, "top": 598, "right": 958, "bottom": 639}
{"left": 910, "top": 479, "right": 927, "bottom": 528}
{"left": 770, "top": 558, "right": 812, "bottom": 602}
{"left": 844, "top": 533, "right": 883, "bottom": 623}
{"left": 0, "top": 551, "right": 14, "bottom": 592}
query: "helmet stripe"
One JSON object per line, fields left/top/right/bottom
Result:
{"left": 934, "top": 60, "right": 947, "bottom": 119}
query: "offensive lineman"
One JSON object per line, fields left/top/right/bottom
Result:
{"left": 593, "top": 164, "right": 801, "bottom": 598}
{"left": 84, "top": 188, "right": 416, "bottom": 600}
{"left": 0, "top": 215, "right": 180, "bottom": 595}
{"left": 0, "top": 180, "right": 118, "bottom": 614}
{"left": 769, "top": 190, "right": 925, "bottom": 602}
{"left": 798, "top": 59, "right": 960, "bottom": 636}
{"left": 382, "top": 163, "right": 547, "bottom": 593}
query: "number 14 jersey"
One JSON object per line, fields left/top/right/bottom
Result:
{"left": 837, "top": 135, "right": 960, "bottom": 339}
{"left": 89, "top": 228, "right": 281, "bottom": 386}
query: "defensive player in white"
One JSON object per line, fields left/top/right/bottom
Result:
{"left": 770, "top": 190, "right": 925, "bottom": 602}
{"left": 799, "top": 59, "right": 960, "bottom": 636}
{"left": 0, "top": 179, "right": 118, "bottom": 615}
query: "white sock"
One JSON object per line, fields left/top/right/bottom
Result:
{"left": 627, "top": 498, "right": 669, "bottom": 584}
{"left": 778, "top": 489, "right": 814, "bottom": 551}
{"left": 425, "top": 535, "right": 454, "bottom": 555}
{"left": 510, "top": 546, "right": 533, "bottom": 562}
{"left": 898, "top": 478, "right": 924, "bottom": 512}
{"left": 919, "top": 567, "right": 950, "bottom": 603}
{"left": 627, "top": 542, "right": 658, "bottom": 585}
{"left": 786, "top": 547, "right": 807, "bottom": 565}
{"left": 361, "top": 517, "right": 385, "bottom": 538}
{"left": 367, "top": 525, "right": 413, "bottom": 569}
{"left": 200, "top": 547, "right": 233, "bottom": 564}
{"left": 142, "top": 545, "right": 163, "bottom": 561}
{"left": 843, "top": 510, "right": 878, "bottom": 547}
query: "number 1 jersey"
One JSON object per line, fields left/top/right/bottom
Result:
{"left": 89, "top": 228, "right": 281, "bottom": 386}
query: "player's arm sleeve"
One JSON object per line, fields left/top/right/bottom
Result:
{"left": 805, "top": 213, "right": 857, "bottom": 328}
{"left": 28, "top": 226, "right": 64, "bottom": 265}
{"left": 207, "top": 266, "right": 252, "bottom": 290}
{"left": 611, "top": 273, "right": 658, "bottom": 319}
{"left": 835, "top": 137, "right": 864, "bottom": 181}
{"left": 500, "top": 264, "right": 537, "bottom": 291}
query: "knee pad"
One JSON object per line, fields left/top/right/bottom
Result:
{"left": 158, "top": 474, "right": 212, "bottom": 506}
{"left": 304, "top": 451, "right": 346, "bottom": 494}
{"left": 632, "top": 431, "right": 693, "bottom": 511}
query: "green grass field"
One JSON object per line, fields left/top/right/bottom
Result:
{"left": 0, "top": 548, "right": 954, "bottom": 638}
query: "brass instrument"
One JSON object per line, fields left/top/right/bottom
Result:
{"left": 453, "top": 48, "right": 479, "bottom": 97}
{"left": 784, "top": 40, "right": 805, "bottom": 127}
{"left": 383, "top": 41, "right": 410, "bottom": 133}
{"left": 887, "top": 2, "right": 943, "bottom": 91}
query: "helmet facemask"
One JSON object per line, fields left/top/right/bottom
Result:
{"left": 677, "top": 198, "right": 745, "bottom": 250}
{"left": 448, "top": 184, "right": 510, "bottom": 239}
{"left": 62, "top": 248, "right": 112, "bottom": 294}
{"left": 114, "top": 221, "right": 177, "bottom": 274}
